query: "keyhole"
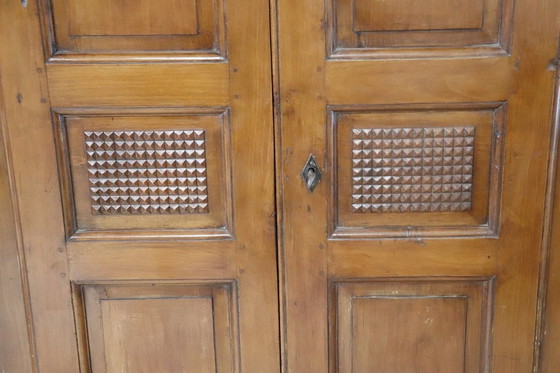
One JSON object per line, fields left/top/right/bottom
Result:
{"left": 306, "top": 168, "right": 316, "bottom": 189}
{"left": 301, "top": 154, "right": 321, "bottom": 192}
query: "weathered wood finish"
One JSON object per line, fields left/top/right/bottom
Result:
{"left": 0, "top": 0, "right": 279, "bottom": 371}
{"left": 40, "top": 0, "right": 227, "bottom": 60}
{"left": 2, "top": 0, "right": 560, "bottom": 371}
{"left": 330, "top": 278, "right": 494, "bottom": 372}
{"left": 0, "top": 83, "right": 34, "bottom": 373}
{"left": 538, "top": 63, "right": 560, "bottom": 373}
{"left": 329, "top": 0, "right": 514, "bottom": 58}
{"left": 276, "top": 0, "right": 560, "bottom": 371}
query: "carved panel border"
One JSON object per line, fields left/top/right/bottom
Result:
{"left": 328, "top": 277, "right": 495, "bottom": 372}
{"left": 37, "top": 0, "right": 228, "bottom": 62}
{"left": 326, "top": 0, "right": 515, "bottom": 59}
{"left": 328, "top": 103, "right": 506, "bottom": 239}
{"left": 53, "top": 107, "right": 234, "bottom": 241}
{"left": 71, "top": 280, "right": 239, "bottom": 373}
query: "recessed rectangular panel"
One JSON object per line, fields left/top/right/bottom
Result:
{"left": 328, "top": 0, "right": 513, "bottom": 57}
{"left": 353, "top": 0, "right": 483, "bottom": 32}
{"left": 55, "top": 109, "right": 233, "bottom": 240}
{"left": 331, "top": 278, "right": 494, "bottom": 373}
{"left": 69, "top": 0, "right": 198, "bottom": 36}
{"left": 329, "top": 104, "right": 505, "bottom": 238}
{"left": 40, "top": 0, "right": 227, "bottom": 59}
{"left": 77, "top": 283, "right": 237, "bottom": 373}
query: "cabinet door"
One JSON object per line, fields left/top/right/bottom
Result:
{"left": 0, "top": 0, "right": 279, "bottom": 372}
{"left": 277, "top": 0, "right": 559, "bottom": 371}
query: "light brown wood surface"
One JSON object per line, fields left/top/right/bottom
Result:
{"left": 276, "top": 0, "right": 560, "bottom": 371}
{"left": 0, "top": 0, "right": 279, "bottom": 371}
{"left": 0, "top": 82, "right": 34, "bottom": 373}
{"left": 2, "top": 0, "right": 560, "bottom": 371}
{"left": 538, "top": 64, "right": 560, "bottom": 373}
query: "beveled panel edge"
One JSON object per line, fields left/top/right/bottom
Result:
{"left": 327, "top": 102, "right": 506, "bottom": 240}
{"left": 325, "top": 0, "right": 515, "bottom": 60}
{"left": 46, "top": 51, "right": 227, "bottom": 64}
{"left": 328, "top": 45, "right": 510, "bottom": 61}
{"left": 69, "top": 227, "right": 234, "bottom": 242}
{"left": 52, "top": 106, "right": 235, "bottom": 242}
{"left": 70, "top": 279, "right": 239, "bottom": 373}
{"left": 534, "top": 60, "right": 560, "bottom": 372}
{"left": 36, "top": 0, "right": 229, "bottom": 63}
{"left": 327, "top": 276, "right": 496, "bottom": 373}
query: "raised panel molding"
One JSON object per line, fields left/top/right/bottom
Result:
{"left": 38, "top": 0, "right": 227, "bottom": 62}
{"left": 329, "top": 103, "right": 506, "bottom": 239}
{"left": 329, "top": 278, "right": 495, "bottom": 373}
{"left": 327, "top": 0, "right": 514, "bottom": 59}
{"left": 53, "top": 107, "right": 233, "bottom": 241}
{"left": 72, "top": 281, "right": 238, "bottom": 373}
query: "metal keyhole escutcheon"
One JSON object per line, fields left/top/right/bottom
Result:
{"left": 301, "top": 154, "right": 322, "bottom": 192}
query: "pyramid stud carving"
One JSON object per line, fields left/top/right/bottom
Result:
{"left": 351, "top": 127, "right": 475, "bottom": 213}
{"left": 84, "top": 130, "right": 209, "bottom": 215}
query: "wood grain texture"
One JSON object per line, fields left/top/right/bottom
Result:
{"left": 353, "top": 0, "right": 484, "bottom": 32}
{"left": 47, "top": 64, "right": 229, "bottom": 107}
{"left": 276, "top": 0, "right": 329, "bottom": 370}
{"left": 39, "top": 0, "right": 227, "bottom": 59}
{"left": 0, "top": 83, "right": 34, "bottom": 373}
{"left": 76, "top": 282, "right": 237, "bottom": 373}
{"left": 68, "top": 0, "right": 199, "bottom": 36}
{"left": 276, "top": 0, "right": 559, "bottom": 371}
{"left": 351, "top": 297, "right": 467, "bottom": 372}
{"left": 331, "top": 279, "right": 494, "bottom": 373}
{"left": 0, "top": 1, "right": 80, "bottom": 371}
{"left": 538, "top": 63, "right": 560, "bottom": 373}
{"left": 329, "top": 0, "right": 513, "bottom": 56}
{"left": 227, "top": 0, "right": 281, "bottom": 369}
{"left": 326, "top": 58, "right": 514, "bottom": 104}
{"left": 2, "top": 0, "right": 280, "bottom": 371}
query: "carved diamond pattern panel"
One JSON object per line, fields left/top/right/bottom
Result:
{"left": 351, "top": 127, "right": 475, "bottom": 213}
{"left": 85, "top": 130, "right": 208, "bottom": 215}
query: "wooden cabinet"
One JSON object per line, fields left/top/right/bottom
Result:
{"left": 1, "top": 0, "right": 559, "bottom": 371}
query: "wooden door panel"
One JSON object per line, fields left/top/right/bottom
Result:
{"left": 77, "top": 283, "right": 237, "bottom": 372}
{"left": 0, "top": 0, "right": 278, "bottom": 371}
{"left": 329, "top": 0, "right": 513, "bottom": 55}
{"left": 55, "top": 109, "right": 233, "bottom": 240}
{"left": 39, "top": 0, "right": 226, "bottom": 58}
{"left": 277, "top": 0, "right": 559, "bottom": 371}
{"left": 330, "top": 279, "right": 494, "bottom": 373}
{"left": 329, "top": 104, "right": 504, "bottom": 238}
